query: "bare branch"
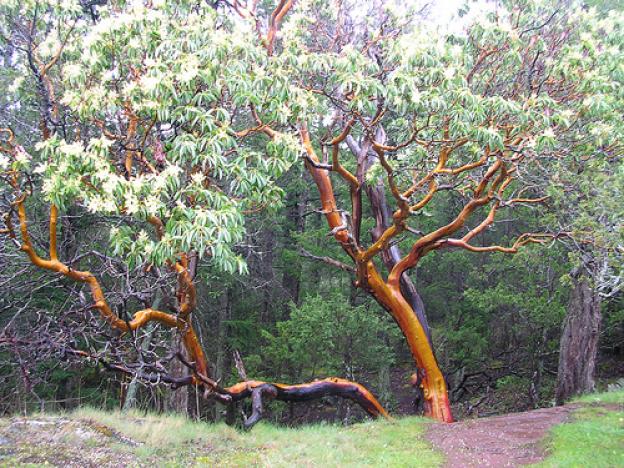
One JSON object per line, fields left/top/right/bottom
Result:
{"left": 299, "top": 248, "right": 355, "bottom": 273}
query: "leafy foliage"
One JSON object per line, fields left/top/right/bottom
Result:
{"left": 0, "top": 0, "right": 622, "bottom": 422}
{"left": 259, "top": 295, "right": 398, "bottom": 382}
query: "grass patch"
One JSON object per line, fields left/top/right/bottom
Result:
{"left": 571, "top": 389, "right": 624, "bottom": 406}
{"left": 70, "top": 408, "right": 442, "bottom": 466}
{"left": 233, "top": 417, "right": 442, "bottom": 467}
{"left": 538, "top": 397, "right": 624, "bottom": 467}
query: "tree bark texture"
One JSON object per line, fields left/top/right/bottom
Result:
{"left": 366, "top": 180, "right": 432, "bottom": 346}
{"left": 226, "top": 378, "right": 389, "bottom": 429}
{"left": 167, "top": 336, "right": 190, "bottom": 415}
{"left": 555, "top": 274, "right": 602, "bottom": 405}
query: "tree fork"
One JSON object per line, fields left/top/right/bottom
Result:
{"left": 301, "top": 124, "right": 454, "bottom": 423}
{"left": 11, "top": 196, "right": 211, "bottom": 383}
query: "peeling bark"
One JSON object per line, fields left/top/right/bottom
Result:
{"left": 4, "top": 193, "right": 389, "bottom": 427}
{"left": 301, "top": 125, "right": 453, "bottom": 422}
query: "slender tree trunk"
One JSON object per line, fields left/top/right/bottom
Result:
{"left": 167, "top": 336, "right": 189, "bottom": 415}
{"left": 377, "top": 360, "right": 393, "bottom": 409}
{"left": 529, "top": 327, "right": 547, "bottom": 409}
{"left": 121, "top": 335, "right": 147, "bottom": 411}
{"left": 555, "top": 273, "right": 602, "bottom": 405}
{"left": 123, "top": 294, "right": 162, "bottom": 412}
{"left": 122, "top": 327, "right": 155, "bottom": 411}
{"left": 165, "top": 251, "right": 200, "bottom": 415}
{"left": 214, "top": 288, "right": 231, "bottom": 422}
{"left": 283, "top": 186, "right": 308, "bottom": 306}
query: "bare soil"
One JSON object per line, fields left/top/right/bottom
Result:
{"left": 426, "top": 404, "right": 581, "bottom": 467}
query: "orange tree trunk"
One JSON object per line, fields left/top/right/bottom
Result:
{"left": 365, "top": 262, "right": 453, "bottom": 422}
{"left": 301, "top": 126, "right": 453, "bottom": 423}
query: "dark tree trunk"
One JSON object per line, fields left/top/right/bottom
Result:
{"left": 282, "top": 186, "right": 308, "bottom": 306}
{"left": 214, "top": 288, "right": 231, "bottom": 421}
{"left": 261, "top": 232, "right": 275, "bottom": 323}
{"left": 555, "top": 274, "right": 602, "bottom": 405}
{"left": 167, "top": 336, "right": 189, "bottom": 415}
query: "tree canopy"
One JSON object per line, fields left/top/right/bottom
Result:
{"left": 0, "top": 0, "right": 622, "bottom": 426}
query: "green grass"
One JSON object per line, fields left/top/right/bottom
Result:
{"left": 71, "top": 408, "right": 443, "bottom": 467}
{"left": 538, "top": 390, "right": 624, "bottom": 467}
{"left": 572, "top": 388, "right": 624, "bottom": 405}
{"left": 15, "top": 391, "right": 623, "bottom": 466}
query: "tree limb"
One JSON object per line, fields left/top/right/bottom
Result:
{"left": 299, "top": 248, "right": 355, "bottom": 273}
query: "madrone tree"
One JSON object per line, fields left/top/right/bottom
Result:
{"left": 1, "top": 0, "right": 622, "bottom": 424}
{"left": 0, "top": 0, "right": 389, "bottom": 426}
{"left": 257, "top": 0, "right": 623, "bottom": 421}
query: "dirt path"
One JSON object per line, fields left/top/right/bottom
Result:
{"left": 427, "top": 404, "right": 580, "bottom": 467}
